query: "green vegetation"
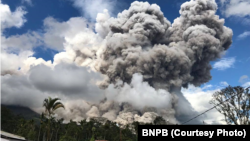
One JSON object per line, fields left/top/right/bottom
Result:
{"left": 2, "top": 86, "right": 249, "bottom": 140}
{"left": 1, "top": 96, "right": 168, "bottom": 141}
{"left": 1, "top": 106, "right": 22, "bottom": 133}
{"left": 2, "top": 105, "right": 40, "bottom": 119}
{"left": 1, "top": 106, "right": 38, "bottom": 140}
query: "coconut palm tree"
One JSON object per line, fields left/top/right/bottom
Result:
{"left": 43, "top": 97, "right": 65, "bottom": 141}
{"left": 42, "top": 117, "right": 49, "bottom": 141}
{"left": 49, "top": 117, "right": 56, "bottom": 141}
{"left": 55, "top": 118, "right": 64, "bottom": 141}
{"left": 43, "top": 97, "right": 65, "bottom": 118}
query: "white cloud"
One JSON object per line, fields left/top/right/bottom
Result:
{"left": 0, "top": 5, "right": 45, "bottom": 75}
{"left": 242, "top": 82, "right": 250, "bottom": 88}
{"left": 0, "top": 11, "right": 112, "bottom": 122}
{"left": 1, "top": 31, "right": 42, "bottom": 52}
{"left": 1, "top": 7, "right": 48, "bottom": 76}
{"left": 0, "top": 3, "right": 41, "bottom": 76}
{"left": 220, "top": 81, "right": 229, "bottom": 87}
{"left": 221, "top": 0, "right": 250, "bottom": 17}
{"left": 1, "top": 74, "right": 49, "bottom": 108}
{"left": 220, "top": 0, "right": 250, "bottom": 25}
{"left": 201, "top": 84, "right": 213, "bottom": 90}
{"left": 0, "top": 1, "right": 108, "bottom": 76}
{"left": 43, "top": 16, "right": 102, "bottom": 51}
{"left": 1, "top": 63, "right": 104, "bottom": 107}
{"left": 72, "top": 0, "right": 116, "bottom": 20}
{"left": 182, "top": 85, "right": 226, "bottom": 124}
{"left": 213, "top": 57, "right": 235, "bottom": 70}
{"left": 0, "top": 3, "right": 27, "bottom": 30}
{"left": 29, "top": 63, "right": 104, "bottom": 102}
{"left": 22, "top": 0, "right": 32, "bottom": 6}
{"left": 237, "top": 31, "right": 250, "bottom": 40}
{"left": 1, "top": 50, "right": 33, "bottom": 75}
{"left": 239, "top": 75, "right": 249, "bottom": 83}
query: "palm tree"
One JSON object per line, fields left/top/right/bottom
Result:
{"left": 43, "top": 97, "right": 65, "bottom": 118}
{"left": 55, "top": 118, "right": 64, "bottom": 141}
{"left": 49, "top": 117, "right": 56, "bottom": 141}
{"left": 42, "top": 117, "right": 49, "bottom": 141}
{"left": 37, "top": 113, "right": 46, "bottom": 141}
{"left": 43, "top": 97, "right": 65, "bottom": 141}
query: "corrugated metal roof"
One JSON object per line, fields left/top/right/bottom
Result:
{"left": 0, "top": 131, "right": 26, "bottom": 140}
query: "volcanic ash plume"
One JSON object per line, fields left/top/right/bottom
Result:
{"left": 45, "top": 0, "right": 233, "bottom": 124}
{"left": 98, "top": 0, "right": 232, "bottom": 88}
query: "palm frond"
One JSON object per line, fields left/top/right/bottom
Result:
{"left": 48, "top": 98, "right": 61, "bottom": 110}
{"left": 52, "top": 102, "right": 65, "bottom": 111}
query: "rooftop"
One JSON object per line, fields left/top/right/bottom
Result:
{"left": 1, "top": 130, "right": 26, "bottom": 141}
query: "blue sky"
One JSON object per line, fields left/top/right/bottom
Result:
{"left": 2, "top": 0, "right": 249, "bottom": 87}
{"left": 1, "top": 0, "right": 250, "bottom": 124}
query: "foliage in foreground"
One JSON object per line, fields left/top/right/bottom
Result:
{"left": 1, "top": 104, "right": 168, "bottom": 141}
{"left": 1, "top": 96, "right": 171, "bottom": 141}
{"left": 4, "top": 85, "right": 248, "bottom": 141}
{"left": 210, "top": 86, "right": 250, "bottom": 125}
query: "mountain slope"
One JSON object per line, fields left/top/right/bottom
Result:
{"left": 1, "top": 105, "right": 40, "bottom": 119}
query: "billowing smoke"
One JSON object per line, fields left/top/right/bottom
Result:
{"left": 1, "top": 0, "right": 233, "bottom": 125}
{"left": 97, "top": 0, "right": 232, "bottom": 89}
{"left": 78, "top": 0, "right": 232, "bottom": 124}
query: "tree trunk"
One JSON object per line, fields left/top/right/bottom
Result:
{"left": 43, "top": 132, "right": 46, "bottom": 141}
{"left": 55, "top": 128, "right": 59, "bottom": 141}
{"left": 104, "top": 131, "right": 106, "bottom": 140}
{"left": 37, "top": 125, "right": 41, "bottom": 141}
{"left": 46, "top": 125, "right": 50, "bottom": 141}
{"left": 46, "top": 119, "right": 51, "bottom": 141}
{"left": 50, "top": 131, "right": 53, "bottom": 141}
